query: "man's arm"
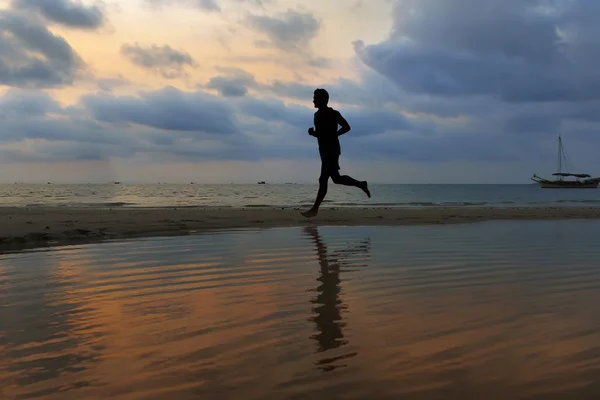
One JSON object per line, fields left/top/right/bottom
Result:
{"left": 336, "top": 112, "right": 351, "bottom": 136}
{"left": 309, "top": 112, "right": 319, "bottom": 137}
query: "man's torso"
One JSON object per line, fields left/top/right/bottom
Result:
{"left": 314, "top": 107, "right": 341, "bottom": 158}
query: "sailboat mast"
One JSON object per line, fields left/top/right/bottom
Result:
{"left": 557, "top": 135, "right": 562, "bottom": 177}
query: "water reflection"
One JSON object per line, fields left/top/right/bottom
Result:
{"left": 303, "top": 226, "right": 370, "bottom": 372}
{"left": 3, "top": 222, "right": 600, "bottom": 399}
{"left": 0, "top": 254, "right": 108, "bottom": 399}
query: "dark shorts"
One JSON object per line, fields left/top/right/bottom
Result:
{"left": 320, "top": 155, "right": 340, "bottom": 179}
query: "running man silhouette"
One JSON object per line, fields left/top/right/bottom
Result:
{"left": 301, "top": 88, "right": 370, "bottom": 218}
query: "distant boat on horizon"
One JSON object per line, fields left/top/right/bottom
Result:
{"left": 258, "top": 181, "right": 266, "bottom": 184}
{"left": 532, "top": 135, "right": 600, "bottom": 188}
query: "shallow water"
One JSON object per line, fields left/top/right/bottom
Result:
{"left": 2, "top": 221, "right": 600, "bottom": 399}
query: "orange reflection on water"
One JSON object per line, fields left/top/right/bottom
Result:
{"left": 2, "top": 225, "right": 600, "bottom": 399}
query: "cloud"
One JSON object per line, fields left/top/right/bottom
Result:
{"left": 120, "top": 43, "right": 197, "bottom": 79}
{"left": 354, "top": 0, "right": 600, "bottom": 103}
{"left": 27, "top": 140, "right": 133, "bottom": 161}
{"left": 204, "top": 68, "right": 258, "bottom": 97}
{"left": 0, "top": 82, "right": 416, "bottom": 166}
{"left": 145, "top": 0, "right": 220, "bottom": 12}
{"left": 0, "top": 90, "right": 181, "bottom": 162}
{"left": 196, "top": 0, "right": 220, "bottom": 11}
{"left": 260, "top": 74, "right": 405, "bottom": 107}
{"left": 202, "top": 67, "right": 407, "bottom": 109}
{"left": 243, "top": 9, "right": 333, "bottom": 68}
{"left": 7, "top": 73, "right": 600, "bottom": 171}
{"left": 206, "top": 77, "right": 250, "bottom": 97}
{"left": 0, "top": 10, "right": 85, "bottom": 88}
{"left": 235, "top": 92, "right": 412, "bottom": 140}
{"left": 80, "top": 86, "right": 239, "bottom": 135}
{"left": 246, "top": 9, "right": 321, "bottom": 51}
{"left": 0, "top": 89, "right": 62, "bottom": 116}
{"left": 0, "top": 86, "right": 251, "bottom": 161}
{"left": 11, "top": 0, "right": 105, "bottom": 29}
{"left": 0, "top": 108, "right": 135, "bottom": 146}
{"left": 335, "top": 0, "right": 600, "bottom": 172}
{"left": 95, "top": 74, "right": 132, "bottom": 92}
{"left": 236, "top": 97, "right": 307, "bottom": 128}
{"left": 145, "top": 0, "right": 272, "bottom": 13}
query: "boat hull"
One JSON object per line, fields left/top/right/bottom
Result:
{"left": 536, "top": 180, "right": 600, "bottom": 189}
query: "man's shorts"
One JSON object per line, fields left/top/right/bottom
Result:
{"left": 320, "top": 155, "right": 340, "bottom": 178}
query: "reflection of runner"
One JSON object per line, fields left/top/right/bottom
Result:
{"left": 303, "top": 226, "right": 370, "bottom": 372}
{"left": 302, "top": 89, "right": 370, "bottom": 218}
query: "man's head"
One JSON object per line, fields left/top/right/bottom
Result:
{"left": 313, "top": 88, "right": 329, "bottom": 108}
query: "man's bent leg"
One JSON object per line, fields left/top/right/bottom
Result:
{"left": 331, "top": 171, "right": 371, "bottom": 198}
{"left": 330, "top": 173, "right": 361, "bottom": 187}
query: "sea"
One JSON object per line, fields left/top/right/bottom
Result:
{"left": 2, "top": 183, "right": 600, "bottom": 208}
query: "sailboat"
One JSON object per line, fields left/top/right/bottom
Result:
{"left": 532, "top": 135, "right": 600, "bottom": 188}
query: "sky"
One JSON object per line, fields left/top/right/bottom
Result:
{"left": 1, "top": 0, "right": 599, "bottom": 184}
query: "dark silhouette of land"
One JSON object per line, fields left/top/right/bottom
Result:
{"left": 302, "top": 88, "right": 371, "bottom": 218}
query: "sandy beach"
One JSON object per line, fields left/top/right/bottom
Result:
{"left": 1, "top": 206, "right": 600, "bottom": 251}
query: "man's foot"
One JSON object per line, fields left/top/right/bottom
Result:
{"left": 301, "top": 209, "right": 319, "bottom": 218}
{"left": 360, "top": 181, "right": 371, "bottom": 198}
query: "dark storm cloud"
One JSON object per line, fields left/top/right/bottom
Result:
{"left": 0, "top": 11, "right": 84, "bottom": 87}
{"left": 120, "top": 43, "right": 197, "bottom": 79}
{"left": 354, "top": 0, "right": 600, "bottom": 103}
{"left": 246, "top": 9, "right": 321, "bottom": 51}
{"left": 12, "top": 0, "right": 105, "bottom": 29}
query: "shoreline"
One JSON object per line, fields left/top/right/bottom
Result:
{"left": 2, "top": 206, "right": 600, "bottom": 252}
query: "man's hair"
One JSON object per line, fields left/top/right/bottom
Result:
{"left": 314, "top": 88, "right": 329, "bottom": 103}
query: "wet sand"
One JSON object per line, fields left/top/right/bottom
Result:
{"left": 2, "top": 206, "right": 600, "bottom": 251}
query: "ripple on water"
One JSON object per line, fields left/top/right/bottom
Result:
{"left": 2, "top": 221, "right": 600, "bottom": 399}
